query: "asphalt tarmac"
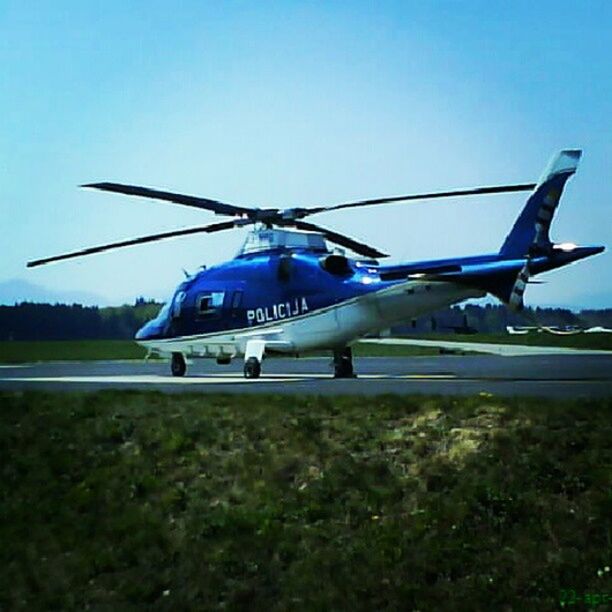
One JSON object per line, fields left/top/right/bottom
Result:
{"left": 1, "top": 354, "right": 611, "bottom": 397}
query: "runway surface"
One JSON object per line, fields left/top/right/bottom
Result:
{"left": 1, "top": 354, "right": 611, "bottom": 397}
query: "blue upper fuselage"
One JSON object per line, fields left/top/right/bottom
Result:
{"left": 135, "top": 243, "right": 604, "bottom": 341}
{"left": 136, "top": 247, "right": 387, "bottom": 340}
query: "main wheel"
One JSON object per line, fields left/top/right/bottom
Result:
{"left": 171, "top": 352, "right": 186, "bottom": 377}
{"left": 333, "top": 347, "right": 356, "bottom": 378}
{"left": 243, "top": 357, "right": 261, "bottom": 379}
{"left": 334, "top": 361, "right": 354, "bottom": 378}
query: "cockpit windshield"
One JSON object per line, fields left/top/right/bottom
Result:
{"left": 153, "top": 299, "right": 172, "bottom": 323}
{"left": 237, "top": 229, "right": 328, "bottom": 256}
{"left": 153, "top": 285, "right": 186, "bottom": 324}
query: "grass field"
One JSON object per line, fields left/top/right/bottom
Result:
{"left": 402, "top": 332, "right": 612, "bottom": 351}
{"left": 1, "top": 391, "right": 610, "bottom": 609}
{"left": 1, "top": 332, "right": 610, "bottom": 363}
{"left": 0, "top": 340, "right": 447, "bottom": 363}
{"left": 0, "top": 340, "right": 148, "bottom": 363}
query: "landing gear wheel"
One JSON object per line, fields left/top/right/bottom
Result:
{"left": 333, "top": 347, "right": 356, "bottom": 378}
{"left": 243, "top": 357, "right": 261, "bottom": 379}
{"left": 171, "top": 352, "right": 186, "bottom": 377}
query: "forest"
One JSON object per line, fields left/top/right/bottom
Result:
{"left": 0, "top": 299, "right": 610, "bottom": 341}
{"left": 0, "top": 299, "right": 161, "bottom": 341}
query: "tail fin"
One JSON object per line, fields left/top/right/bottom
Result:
{"left": 499, "top": 150, "right": 581, "bottom": 258}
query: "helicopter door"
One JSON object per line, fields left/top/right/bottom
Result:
{"left": 230, "top": 290, "right": 243, "bottom": 319}
{"left": 219, "top": 282, "right": 246, "bottom": 328}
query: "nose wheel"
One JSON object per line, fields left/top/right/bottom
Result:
{"left": 243, "top": 340, "right": 266, "bottom": 379}
{"left": 244, "top": 357, "right": 261, "bottom": 379}
{"left": 171, "top": 352, "right": 186, "bottom": 377}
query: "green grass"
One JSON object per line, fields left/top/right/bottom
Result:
{"left": 1, "top": 391, "right": 610, "bottom": 610}
{"left": 300, "top": 344, "right": 448, "bottom": 358}
{"left": 0, "top": 340, "right": 147, "bottom": 363}
{"left": 1, "top": 331, "right": 609, "bottom": 364}
{"left": 0, "top": 340, "right": 442, "bottom": 363}
{"left": 401, "top": 332, "right": 612, "bottom": 351}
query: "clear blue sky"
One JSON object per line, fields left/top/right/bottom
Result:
{"left": 1, "top": 1, "right": 610, "bottom": 307}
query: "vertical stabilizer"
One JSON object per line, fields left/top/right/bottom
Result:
{"left": 499, "top": 150, "right": 581, "bottom": 258}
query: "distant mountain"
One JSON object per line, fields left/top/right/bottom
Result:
{"left": 0, "top": 279, "right": 107, "bottom": 306}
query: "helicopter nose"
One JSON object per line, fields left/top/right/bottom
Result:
{"left": 135, "top": 320, "right": 163, "bottom": 340}
{"left": 135, "top": 323, "right": 150, "bottom": 340}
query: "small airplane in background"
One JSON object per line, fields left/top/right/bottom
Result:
{"left": 507, "top": 325, "right": 612, "bottom": 335}
{"left": 28, "top": 150, "right": 605, "bottom": 378}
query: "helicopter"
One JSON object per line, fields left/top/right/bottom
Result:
{"left": 28, "top": 149, "right": 604, "bottom": 379}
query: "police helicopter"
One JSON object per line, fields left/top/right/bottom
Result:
{"left": 28, "top": 150, "right": 604, "bottom": 379}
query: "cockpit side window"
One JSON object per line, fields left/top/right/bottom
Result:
{"left": 171, "top": 291, "right": 187, "bottom": 319}
{"left": 196, "top": 291, "right": 225, "bottom": 319}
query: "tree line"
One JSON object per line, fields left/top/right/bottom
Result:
{"left": 0, "top": 299, "right": 161, "bottom": 341}
{"left": 394, "top": 304, "right": 612, "bottom": 335}
{"left": 0, "top": 299, "right": 610, "bottom": 341}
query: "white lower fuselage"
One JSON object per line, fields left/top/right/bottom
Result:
{"left": 138, "top": 279, "right": 484, "bottom": 360}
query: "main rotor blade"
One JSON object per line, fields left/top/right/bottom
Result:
{"left": 292, "top": 220, "right": 387, "bottom": 259}
{"left": 27, "top": 220, "right": 241, "bottom": 268}
{"left": 305, "top": 183, "right": 537, "bottom": 216}
{"left": 82, "top": 182, "right": 254, "bottom": 218}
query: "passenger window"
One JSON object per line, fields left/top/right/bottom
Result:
{"left": 196, "top": 292, "right": 225, "bottom": 319}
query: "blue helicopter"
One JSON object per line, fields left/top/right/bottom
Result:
{"left": 28, "top": 150, "right": 604, "bottom": 378}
